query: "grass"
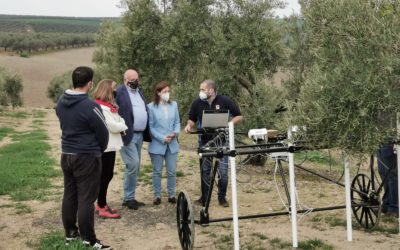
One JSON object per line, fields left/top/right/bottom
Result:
{"left": 14, "top": 202, "right": 32, "bottom": 214}
{"left": 215, "top": 234, "right": 234, "bottom": 250}
{"left": 312, "top": 213, "right": 399, "bottom": 235}
{"left": 0, "top": 129, "right": 60, "bottom": 200}
{"left": 35, "top": 231, "right": 87, "bottom": 250}
{"left": 32, "top": 110, "right": 46, "bottom": 118}
{"left": 298, "top": 239, "right": 334, "bottom": 250}
{"left": 138, "top": 164, "right": 153, "bottom": 186}
{"left": 251, "top": 232, "right": 268, "bottom": 240}
{"left": 269, "top": 238, "right": 292, "bottom": 249}
{"left": 297, "top": 151, "right": 339, "bottom": 166}
{"left": 176, "top": 170, "right": 185, "bottom": 177}
{"left": 0, "top": 111, "right": 28, "bottom": 119}
{"left": 0, "top": 127, "right": 13, "bottom": 140}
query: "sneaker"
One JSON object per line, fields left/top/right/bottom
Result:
{"left": 96, "top": 204, "right": 118, "bottom": 214}
{"left": 218, "top": 198, "right": 229, "bottom": 208}
{"left": 168, "top": 197, "right": 177, "bottom": 204}
{"left": 122, "top": 199, "right": 145, "bottom": 210}
{"left": 98, "top": 207, "right": 121, "bottom": 219}
{"left": 153, "top": 197, "right": 161, "bottom": 205}
{"left": 82, "top": 239, "right": 112, "bottom": 249}
{"left": 65, "top": 230, "right": 80, "bottom": 246}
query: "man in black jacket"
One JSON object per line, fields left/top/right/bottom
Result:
{"left": 56, "top": 66, "right": 111, "bottom": 249}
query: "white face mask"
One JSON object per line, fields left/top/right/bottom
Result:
{"left": 199, "top": 91, "right": 208, "bottom": 100}
{"left": 160, "top": 92, "right": 170, "bottom": 102}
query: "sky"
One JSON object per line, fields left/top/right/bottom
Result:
{"left": 0, "top": 0, "right": 300, "bottom": 18}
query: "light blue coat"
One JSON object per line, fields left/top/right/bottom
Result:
{"left": 147, "top": 101, "right": 180, "bottom": 155}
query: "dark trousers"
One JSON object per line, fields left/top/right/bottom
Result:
{"left": 61, "top": 153, "right": 101, "bottom": 243}
{"left": 377, "top": 145, "right": 399, "bottom": 213}
{"left": 97, "top": 151, "right": 116, "bottom": 207}
{"left": 199, "top": 141, "right": 229, "bottom": 202}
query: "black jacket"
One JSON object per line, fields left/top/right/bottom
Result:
{"left": 56, "top": 90, "right": 109, "bottom": 155}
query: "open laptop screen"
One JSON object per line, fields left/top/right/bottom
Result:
{"left": 201, "top": 110, "right": 229, "bottom": 128}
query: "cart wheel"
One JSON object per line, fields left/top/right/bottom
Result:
{"left": 351, "top": 173, "right": 381, "bottom": 229}
{"left": 176, "top": 191, "right": 195, "bottom": 250}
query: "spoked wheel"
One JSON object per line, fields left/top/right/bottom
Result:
{"left": 176, "top": 191, "right": 195, "bottom": 250}
{"left": 351, "top": 173, "right": 381, "bottom": 229}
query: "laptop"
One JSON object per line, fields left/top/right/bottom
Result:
{"left": 201, "top": 110, "right": 229, "bottom": 128}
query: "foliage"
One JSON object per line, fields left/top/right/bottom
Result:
{"left": 47, "top": 71, "right": 72, "bottom": 103}
{"left": 94, "top": 0, "right": 286, "bottom": 129}
{"left": 0, "top": 67, "right": 23, "bottom": 107}
{"left": 0, "top": 32, "right": 95, "bottom": 54}
{"left": 286, "top": 0, "right": 400, "bottom": 153}
{"left": 36, "top": 231, "right": 87, "bottom": 250}
{"left": 47, "top": 69, "right": 107, "bottom": 104}
{"left": 0, "top": 14, "right": 109, "bottom": 33}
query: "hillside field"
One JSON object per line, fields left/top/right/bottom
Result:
{"left": 0, "top": 47, "right": 95, "bottom": 108}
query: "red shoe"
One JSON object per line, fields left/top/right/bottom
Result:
{"left": 98, "top": 207, "right": 121, "bottom": 219}
{"left": 96, "top": 204, "right": 118, "bottom": 214}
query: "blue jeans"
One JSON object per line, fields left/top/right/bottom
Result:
{"left": 150, "top": 147, "right": 178, "bottom": 198}
{"left": 200, "top": 142, "right": 229, "bottom": 201}
{"left": 377, "top": 144, "right": 399, "bottom": 213}
{"left": 120, "top": 133, "right": 143, "bottom": 201}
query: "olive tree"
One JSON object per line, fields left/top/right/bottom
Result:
{"left": 287, "top": 0, "right": 400, "bottom": 153}
{"left": 94, "top": 0, "right": 286, "bottom": 130}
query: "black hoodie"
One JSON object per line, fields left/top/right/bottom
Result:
{"left": 56, "top": 90, "right": 109, "bottom": 155}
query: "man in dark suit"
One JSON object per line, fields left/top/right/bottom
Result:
{"left": 116, "top": 69, "right": 151, "bottom": 210}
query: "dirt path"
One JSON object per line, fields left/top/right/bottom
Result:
{"left": 0, "top": 109, "right": 400, "bottom": 249}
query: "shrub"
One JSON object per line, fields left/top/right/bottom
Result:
{"left": 0, "top": 67, "right": 23, "bottom": 107}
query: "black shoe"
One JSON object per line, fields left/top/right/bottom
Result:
{"left": 381, "top": 206, "right": 388, "bottom": 214}
{"left": 153, "top": 197, "right": 161, "bottom": 205}
{"left": 65, "top": 230, "right": 80, "bottom": 246}
{"left": 218, "top": 198, "right": 229, "bottom": 208}
{"left": 168, "top": 197, "right": 177, "bottom": 204}
{"left": 82, "top": 239, "right": 112, "bottom": 249}
{"left": 135, "top": 199, "right": 146, "bottom": 207}
{"left": 122, "top": 199, "right": 139, "bottom": 210}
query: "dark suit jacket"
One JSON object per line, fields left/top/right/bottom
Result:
{"left": 116, "top": 84, "right": 151, "bottom": 145}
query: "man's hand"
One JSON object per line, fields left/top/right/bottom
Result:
{"left": 164, "top": 135, "right": 173, "bottom": 143}
{"left": 184, "top": 124, "right": 192, "bottom": 134}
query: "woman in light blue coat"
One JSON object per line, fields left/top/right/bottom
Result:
{"left": 147, "top": 81, "right": 180, "bottom": 205}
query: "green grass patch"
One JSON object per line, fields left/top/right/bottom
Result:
{"left": 215, "top": 234, "right": 234, "bottom": 250}
{"left": 138, "top": 164, "right": 153, "bottom": 186}
{"left": 269, "top": 238, "right": 292, "bottom": 249}
{"left": 32, "top": 119, "right": 44, "bottom": 126}
{"left": 0, "top": 203, "right": 13, "bottom": 208}
{"left": 176, "top": 170, "right": 185, "bottom": 177}
{"left": 297, "top": 151, "right": 338, "bottom": 166}
{"left": 14, "top": 202, "right": 32, "bottom": 214}
{"left": 298, "top": 239, "right": 334, "bottom": 250}
{"left": 36, "top": 230, "right": 87, "bottom": 250}
{"left": 0, "top": 127, "right": 13, "bottom": 141}
{"left": 251, "top": 232, "right": 268, "bottom": 240}
{"left": 33, "top": 110, "right": 46, "bottom": 118}
{"left": 0, "top": 130, "right": 60, "bottom": 201}
{"left": 0, "top": 111, "right": 29, "bottom": 119}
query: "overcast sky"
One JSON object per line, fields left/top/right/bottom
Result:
{"left": 0, "top": 0, "right": 300, "bottom": 18}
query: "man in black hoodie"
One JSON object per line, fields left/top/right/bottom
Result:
{"left": 56, "top": 66, "right": 111, "bottom": 249}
